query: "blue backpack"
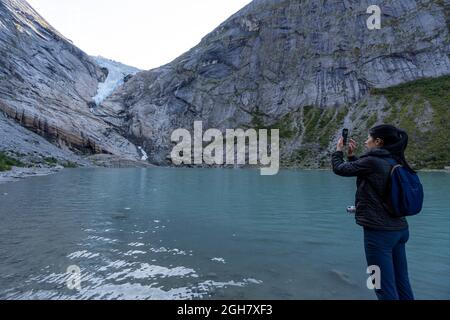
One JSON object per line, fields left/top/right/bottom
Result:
{"left": 382, "top": 158, "right": 424, "bottom": 217}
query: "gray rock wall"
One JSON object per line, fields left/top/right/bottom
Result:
{"left": 0, "top": 0, "right": 140, "bottom": 160}
{"left": 101, "top": 0, "right": 450, "bottom": 166}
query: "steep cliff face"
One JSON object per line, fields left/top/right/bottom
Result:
{"left": 102, "top": 0, "right": 450, "bottom": 168}
{"left": 0, "top": 111, "right": 91, "bottom": 167}
{"left": 1, "top": 0, "right": 448, "bottom": 170}
{"left": 0, "top": 0, "right": 140, "bottom": 161}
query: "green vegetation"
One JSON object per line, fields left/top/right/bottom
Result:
{"left": 284, "top": 105, "right": 349, "bottom": 167}
{"left": 289, "top": 149, "right": 311, "bottom": 167}
{"left": 270, "top": 114, "right": 297, "bottom": 139}
{"left": 366, "top": 113, "right": 378, "bottom": 129}
{"left": 44, "top": 157, "right": 58, "bottom": 165}
{"left": 62, "top": 161, "right": 78, "bottom": 168}
{"left": 250, "top": 111, "right": 297, "bottom": 139}
{"left": 1, "top": 153, "right": 79, "bottom": 171}
{"left": 303, "top": 105, "right": 348, "bottom": 148}
{"left": 276, "top": 76, "right": 449, "bottom": 169}
{"left": 45, "top": 157, "right": 78, "bottom": 168}
{"left": 372, "top": 75, "right": 450, "bottom": 169}
{"left": 0, "top": 152, "right": 24, "bottom": 172}
{"left": 302, "top": 106, "right": 322, "bottom": 143}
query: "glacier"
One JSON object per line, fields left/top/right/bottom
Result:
{"left": 92, "top": 56, "right": 140, "bottom": 106}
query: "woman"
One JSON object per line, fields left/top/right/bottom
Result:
{"left": 332, "top": 124, "right": 415, "bottom": 300}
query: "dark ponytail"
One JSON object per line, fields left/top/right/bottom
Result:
{"left": 369, "top": 125, "right": 416, "bottom": 173}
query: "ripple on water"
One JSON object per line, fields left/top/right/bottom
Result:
{"left": 67, "top": 251, "right": 100, "bottom": 260}
{"left": 128, "top": 242, "right": 145, "bottom": 247}
{"left": 6, "top": 255, "right": 263, "bottom": 300}
{"left": 211, "top": 258, "right": 226, "bottom": 264}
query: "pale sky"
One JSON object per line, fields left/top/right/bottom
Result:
{"left": 28, "top": 0, "right": 253, "bottom": 70}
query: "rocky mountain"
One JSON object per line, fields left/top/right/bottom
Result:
{"left": 0, "top": 0, "right": 145, "bottom": 167}
{"left": 1, "top": 0, "right": 449, "bottom": 171}
{"left": 101, "top": 0, "right": 450, "bottom": 169}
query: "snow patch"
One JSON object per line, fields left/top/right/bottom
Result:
{"left": 138, "top": 146, "right": 148, "bottom": 161}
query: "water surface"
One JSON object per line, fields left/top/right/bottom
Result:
{"left": 0, "top": 168, "right": 448, "bottom": 299}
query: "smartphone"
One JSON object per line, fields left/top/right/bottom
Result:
{"left": 342, "top": 129, "right": 349, "bottom": 146}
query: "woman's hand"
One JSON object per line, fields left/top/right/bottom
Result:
{"left": 336, "top": 137, "right": 345, "bottom": 152}
{"left": 348, "top": 139, "right": 357, "bottom": 157}
{"left": 337, "top": 138, "right": 358, "bottom": 156}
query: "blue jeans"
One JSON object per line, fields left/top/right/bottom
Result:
{"left": 364, "top": 227, "right": 415, "bottom": 300}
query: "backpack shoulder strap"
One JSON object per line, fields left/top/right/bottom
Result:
{"left": 382, "top": 157, "right": 402, "bottom": 174}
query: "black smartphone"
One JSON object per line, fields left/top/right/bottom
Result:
{"left": 342, "top": 129, "right": 349, "bottom": 146}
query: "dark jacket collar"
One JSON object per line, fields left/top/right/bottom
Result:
{"left": 360, "top": 148, "right": 391, "bottom": 158}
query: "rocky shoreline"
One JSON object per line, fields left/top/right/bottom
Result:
{"left": 86, "top": 154, "right": 155, "bottom": 169}
{"left": 0, "top": 165, "right": 65, "bottom": 184}
{"left": 2, "top": 161, "right": 448, "bottom": 186}
{"left": 0, "top": 153, "right": 157, "bottom": 185}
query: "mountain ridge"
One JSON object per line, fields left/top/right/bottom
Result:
{"left": 0, "top": 0, "right": 146, "bottom": 168}
{"left": 101, "top": 0, "right": 450, "bottom": 168}
{"left": 1, "top": 0, "right": 449, "bottom": 171}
